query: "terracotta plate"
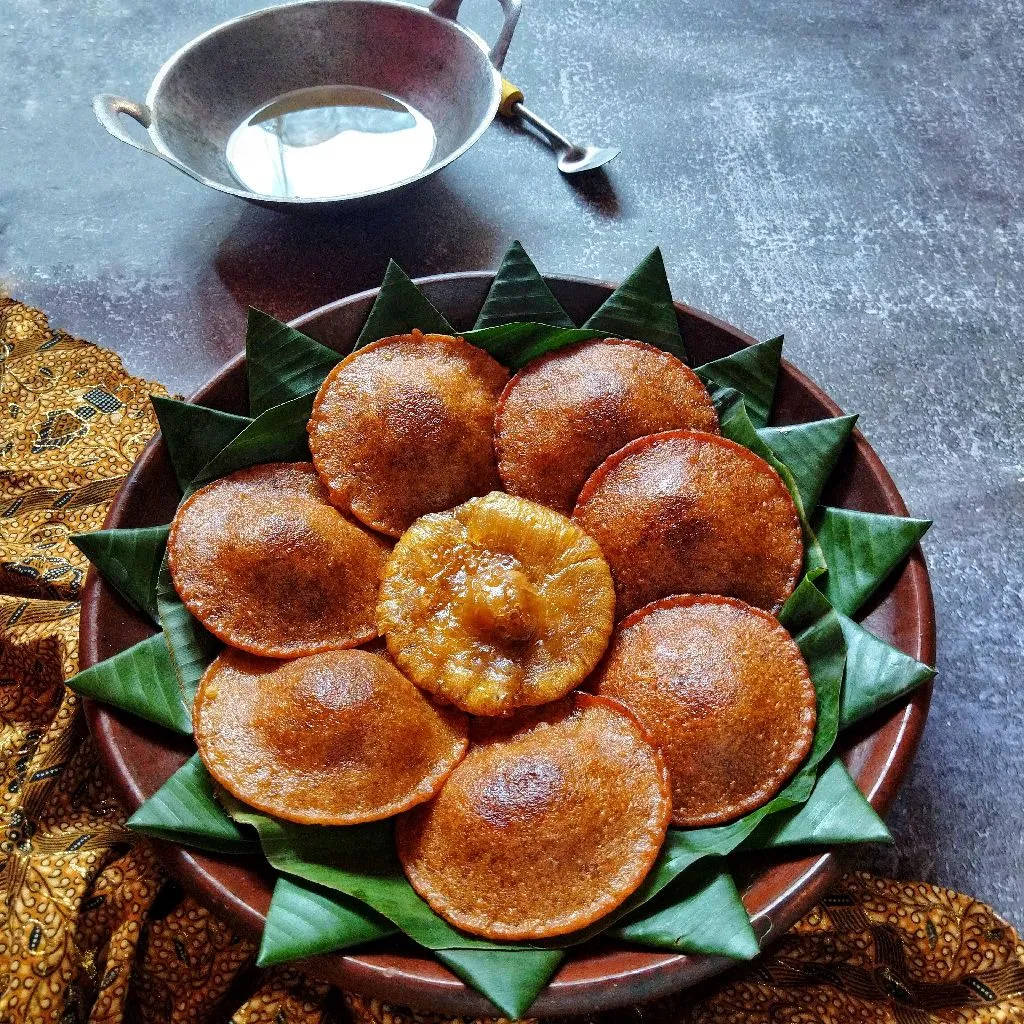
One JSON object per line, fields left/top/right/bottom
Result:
{"left": 80, "top": 273, "right": 935, "bottom": 1017}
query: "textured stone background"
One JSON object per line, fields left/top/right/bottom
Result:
{"left": 1, "top": 0, "right": 1022, "bottom": 923}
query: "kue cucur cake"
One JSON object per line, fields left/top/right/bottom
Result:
{"left": 377, "top": 491, "right": 615, "bottom": 716}
{"left": 396, "top": 693, "right": 671, "bottom": 939}
{"left": 591, "top": 594, "right": 816, "bottom": 826}
{"left": 573, "top": 429, "right": 803, "bottom": 618}
{"left": 194, "top": 648, "right": 468, "bottom": 825}
{"left": 308, "top": 331, "right": 509, "bottom": 537}
{"left": 167, "top": 462, "right": 390, "bottom": 656}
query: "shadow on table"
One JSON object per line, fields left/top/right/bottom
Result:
{"left": 492, "top": 117, "right": 622, "bottom": 220}
{"left": 209, "top": 173, "right": 506, "bottom": 332}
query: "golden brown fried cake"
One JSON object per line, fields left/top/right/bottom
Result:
{"left": 396, "top": 693, "right": 670, "bottom": 939}
{"left": 573, "top": 429, "right": 803, "bottom": 617}
{"left": 167, "top": 462, "right": 390, "bottom": 657}
{"left": 194, "top": 648, "right": 469, "bottom": 825}
{"left": 307, "top": 331, "right": 509, "bottom": 537}
{"left": 591, "top": 594, "right": 816, "bottom": 826}
{"left": 495, "top": 339, "right": 719, "bottom": 514}
{"left": 377, "top": 492, "right": 615, "bottom": 716}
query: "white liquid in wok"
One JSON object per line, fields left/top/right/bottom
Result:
{"left": 226, "top": 85, "right": 437, "bottom": 200}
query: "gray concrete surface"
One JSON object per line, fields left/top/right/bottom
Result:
{"left": 1, "top": 0, "right": 1022, "bottom": 923}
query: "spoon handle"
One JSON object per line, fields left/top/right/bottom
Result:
{"left": 498, "top": 79, "right": 576, "bottom": 154}
{"left": 499, "top": 79, "right": 525, "bottom": 116}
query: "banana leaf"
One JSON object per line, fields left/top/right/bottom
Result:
{"left": 608, "top": 862, "right": 758, "bottom": 959}
{"left": 151, "top": 396, "right": 253, "bottom": 491}
{"left": 221, "top": 799, "right": 523, "bottom": 951}
{"left": 612, "top": 763, "right": 884, "bottom": 950}
{"left": 72, "top": 525, "right": 168, "bottom": 624}
{"left": 461, "top": 323, "right": 605, "bottom": 369}
{"left": 127, "top": 768, "right": 403, "bottom": 981}
{"left": 245, "top": 309, "right": 341, "bottom": 416}
{"left": 155, "top": 553, "right": 219, "bottom": 709}
{"left": 127, "top": 754, "right": 255, "bottom": 853}
{"left": 354, "top": 260, "right": 452, "bottom": 349}
{"left": 743, "top": 757, "right": 891, "bottom": 849}
{"left": 629, "top": 769, "right": 821, "bottom": 910}
{"left": 222, "top": 798, "right": 568, "bottom": 1016}
{"left": 258, "top": 877, "right": 397, "bottom": 967}
{"left": 115, "top": 568, "right": 846, "bottom": 978}
{"left": 815, "top": 507, "right": 931, "bottom": 616}
{"left": 67, "top": 632, "right": 191, "bottom": 735}
{"left": 779, "top": 569, "right": 831, "bottom": 632}
{"left": 779, "top": 576, "right": 845, "bottom": 768}
{"left": 714, "top": 387, "right": 826, "bottom": 574}
{"left": 188, "top": 393, "right": 315, "bottom": 491}
{"left": 131, "top": 752, "right": 769, "bottom": 969}
{"left": 758, "top": 415, "right": 858, "bottom": 512}
{"left": 696, "top": 335, "right": 783, "bottom": 429}
{"left": 837, "top": 613, "right": 935, "bottom": 729}
{"left": 434, "top": 949, "right": 567, "bottom": 1020}
{"left": 473, "top": 241, "right": 575, "bottom": 330}
{"left": 129, "top": 765, "right": 558, "bottom": 1014}
{"left": 582, "top": 248, "right": 687, "bottom": 360}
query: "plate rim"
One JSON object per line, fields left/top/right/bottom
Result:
{"left": 80, "top": 270, "right": 935, "bottom": 1016}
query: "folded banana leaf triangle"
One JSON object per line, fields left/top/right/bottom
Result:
{"left": 68, "top": 242, "right": 935, "bottom": 1018}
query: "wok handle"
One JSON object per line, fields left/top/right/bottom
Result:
{"left": 93, "top": 94, "right": 163, "bottom": 157}
{"left": 429, "top": 0, "right": 522, "bottom": 71}
{"left": 93, "top": 94, "right": 203, "bottom": 183}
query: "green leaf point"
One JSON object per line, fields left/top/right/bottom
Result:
{"left": 71, "top": 525, "right": 169, "bottom": 624}
{"left": 258, "top": 877, "right": 396, "bottom": 967}
{"left": 583, "top": 247, "right": 687, "bottom": 360}
{"left": 67, "top": 633, "right": 192, "bottom": 735}
{"left": 744, "top": 758, "right": 892, "bottom": 848}
{"left": 188, "top": 393, "right": 315, "bottom": 491}
{"left": 610, "top": 863, "right": 758, "bottom": 959}
{"left": 816, "top": 508, "right": 931, "bottom": 616}
{"left": 758, "top": 414, "right": 859, "bottom": 512}
{"left": 435, "top": 948, "right": 566, "bottom": 1019}
{"left": 696, "top": 335, "right": 784, "bottom": 429}
{"left": 128, "top": 754, "right": 254, "bottom": 853}
{"left": 838, "top": 613, "right": 935, "bottom": 728}
{"left": 245, "top": 309, "right": 341, "bottom": 416}
{"left": 779, "top": 573, "right": 834, "bottom": 634}
{"left": 474, "top": 241, "right": 575, "bottom": 330}
{"left": 151, "top": 395, "right": 253, "bottom": 491}
{"left": 355, "top": 260, "right": 452, "bottom": 349}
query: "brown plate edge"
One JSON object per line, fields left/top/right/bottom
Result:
{"left": 79, "top": 271, "right": 936, "bottom": 1018}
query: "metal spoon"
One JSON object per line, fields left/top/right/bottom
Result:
{"left": 498, "top": 80, "right": 620, "bottom": 174}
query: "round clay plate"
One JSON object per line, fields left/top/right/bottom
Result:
{"left": 80, "top": 273, "right": 935, "bottom": 1017}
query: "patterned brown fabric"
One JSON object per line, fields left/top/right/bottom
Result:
{"left": 0, "top": 296, "right": 1021, "bottom": 1024}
